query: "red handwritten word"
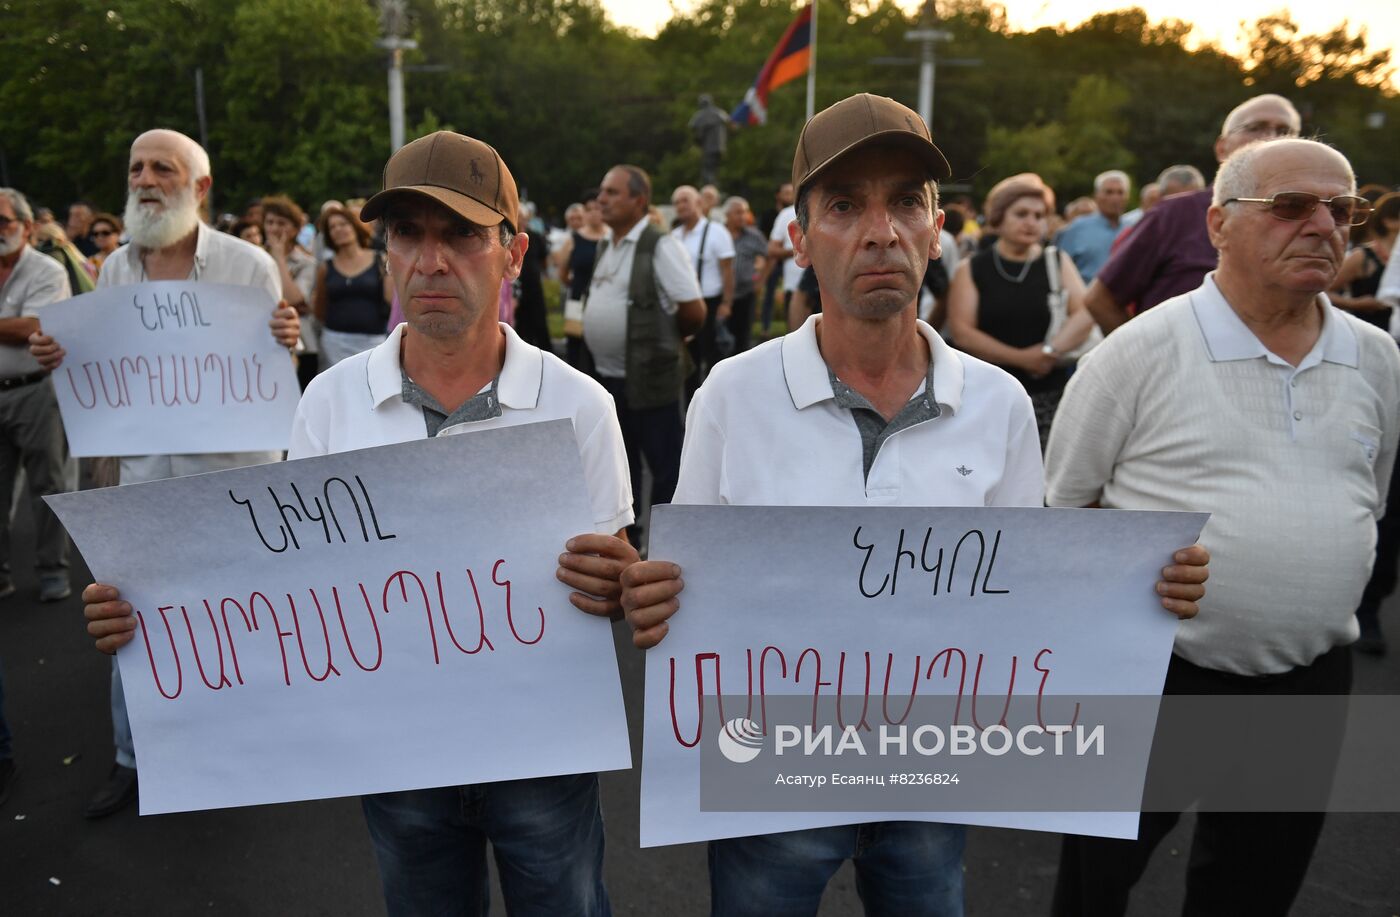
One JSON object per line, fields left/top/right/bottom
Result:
{"left": 133, "top": 560, "right": 547, "bottom": 700}
{"left": 64, "top": 353, "right": 279, "bottom": 410}
{"left": 667, "top": 647, "right": 1079, "bottom": 748}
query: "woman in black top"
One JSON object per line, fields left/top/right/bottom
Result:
{"left": 947, "top": 174, "right": 1095, "bottom": 448}
{"left": 555, "top": 190, "right": 608, "bottom": 368}
{"left": 1331, "top": 190, "right": 1399, "bottom": 331}
{"left": 313, "top": 205, "right": 394, "bottom": 368}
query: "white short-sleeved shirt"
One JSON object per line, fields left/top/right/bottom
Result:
{"left": 0, "top": 244, "right": 71, "bottom": 377}
{"left": 671, "top": 218, "right": 734, "bottom": 300}
{"left": 674, "top": 314, "right": 1044, "bottom": 508}
{"left": 583, "top": 217, "right": 704, "bottom": 379}
{"left": 1045, "top": 275, "right": 1400, "bottom": 675}
{"left": 1380, "top": 241, "right": 1400, "bottom": 336}
{"left": 97, "top": 221, "right": 286, "bottom": 484}
{"left": 768, "top": 205, "right": 802, "bottom": 292}
{"left": 291, "top": 322, "right": 634, "bottom": 536}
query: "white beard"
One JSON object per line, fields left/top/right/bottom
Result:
{"left": 0, "top": 229, "right": 22, "bottom": 257}
{"left": 124, "top": 184, "right": 201, "bottom": 250}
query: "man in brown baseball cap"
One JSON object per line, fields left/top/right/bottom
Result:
{"left": 77, "top": 133, "right": 639, "bottom": 915}
{"left": 619, "top": 95, "right": 1209, "bottom": 915}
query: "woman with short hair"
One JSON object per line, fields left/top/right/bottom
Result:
{"left": 947, "top": 174, "right": 1096, "bottom": 448}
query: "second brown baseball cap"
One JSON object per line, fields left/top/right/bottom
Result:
{"left": 361, "top": 131, "right": 520, "bottom": 232}
{"left": 792, "top": 94, "right": 951, "bottom": 195}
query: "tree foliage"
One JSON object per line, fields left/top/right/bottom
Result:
{"left": 0, "top": 0, "right": 1393, "bottom": 220}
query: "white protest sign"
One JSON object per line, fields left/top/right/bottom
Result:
{"left": 46, "top": 421, "right": 631, "bottom": 815}
{"left": 640, "top": 505, "right": 1207, "bottom": 847}
{"left": 41, "top": 281, "right": 300, "bottom": 456}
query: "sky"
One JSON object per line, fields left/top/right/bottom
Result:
{"left": 602, "top": 0, "right": 1397, "bottom": 68}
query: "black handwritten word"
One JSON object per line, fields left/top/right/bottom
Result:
{"left": 667, "top": 646, "right": 1078, "bottom": 749}
{"left": 64, "top": 353, "right": 279, "bottom": 409}
{"left": 852, "top": 526, "right": 1012, "bottom": 599}
{"left": 134, "top": 289, "right": 212, "bottom": 331}
{"left": 229, "top": 475, "right": 397, "bottom": 553}
{"left": 134, "top": 561, "right": 547, "bottom": 699}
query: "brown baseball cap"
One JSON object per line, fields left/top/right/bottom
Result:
{"left": 792, "top": 94, "right": 951, "bottom": 195}
{"left": 361, "top": 131, "right": 520, "bottom": 232}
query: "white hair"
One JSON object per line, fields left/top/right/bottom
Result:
{"left": 1213, "top": 138, "right": 1355, "bottom": 206}
{"left": 124, "top": 183, "right": 201, "bottom": 249}
{"left": 564, "top": 203, "right": 583, "bottom": 218}
{"left": 133, "top": 129, "right": 211, "bottom": 181}
{"left": 1221, "top": 94, "right": 1301, "bottom": 137}
{"left": 1156, "top": 164, "right": 1206, "bottom": 194}
{"left": 723, "top": 195, "right": 749, "bottom": 212}
{"left": 0, "top": 188, "right": 34, "bottom": 223}
{"left": 1093, "top": 170, "right": 1130, "bottom": 193}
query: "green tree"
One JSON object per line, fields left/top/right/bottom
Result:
{"left": 979, "top": 74, "right": 1134, "bottom": 200}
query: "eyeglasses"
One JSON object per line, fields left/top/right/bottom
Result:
{"left": 1223, "top": 192, "right": 1372, "bottom": 227}
{"left": 1230, "top": 120, "right": 1298, "bottom": 139}
{"left": 91, "top": 229, "right": 117, "bottom": 237}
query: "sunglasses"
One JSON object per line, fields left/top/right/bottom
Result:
{"left": 0, "top": 215, "right": 17, "bottom": 230}
{"left": 1223, "top": 192, "right": 1372, "bottom": 227}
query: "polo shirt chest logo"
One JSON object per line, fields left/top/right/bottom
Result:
{"left": 956, "top": 465, "right": 972, "bottom": 476}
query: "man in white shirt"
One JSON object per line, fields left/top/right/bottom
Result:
{"left": 767, "top": 198, "right": 802, "bottom": 311}
{"left": 671, "top": 184, "right": 734, "bottom": 390}
{"left": 1045, "top": 138, "right": 1396, "bottom": 917}
{"left": 81, "top": 131, "right": 638, "bottom": 917}
{"left": 28, "top": 128, "right": 301, "bottom": 820}
{"left": 620, "top": 93, "right": 1209, "bottom": 917}
{"left": 583, "top": 165, "right": 704, "bottom": 539}
{"left": 0, "top": 187, "right": 72, "bottom": 604}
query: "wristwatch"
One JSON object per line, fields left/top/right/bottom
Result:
{"left": 1041, "top": 343, "right": 1058, "bottom": 357}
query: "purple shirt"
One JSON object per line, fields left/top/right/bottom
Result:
{"left": 1098, "top": 189, "right": 1218, "bottom": 314}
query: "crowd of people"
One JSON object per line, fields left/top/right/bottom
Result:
{"left": 0, "top": 83, "right": 1396, "bottom": 917}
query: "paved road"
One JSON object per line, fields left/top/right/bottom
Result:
{"left": 2, "top": 501, "right": 1397, "bottom": 916}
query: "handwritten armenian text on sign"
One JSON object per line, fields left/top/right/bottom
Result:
{"left": 45, "top": 422, "right": 631, "bottom": 815}
{"left": 40, "top": 281, "right": 300, "bottom": 456}
{"left": 639, "top": 505, "right": 1207, "bottom": 847}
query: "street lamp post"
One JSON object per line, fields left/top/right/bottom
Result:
{"left": 378, "top": 36, "right": 419, "bottom": 154}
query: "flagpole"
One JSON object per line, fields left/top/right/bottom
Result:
{"left": 805, "top": 1, "right": 817, "bottom": 121}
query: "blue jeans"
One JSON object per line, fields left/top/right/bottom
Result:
{"left": 709, "top": 822, "right": 965, "bottom": 917}
{"left": 110, "top": 656, "right": 136, "bottom": 769}
{"left": 361, "top": 772, "right": 610, "bottom": 917}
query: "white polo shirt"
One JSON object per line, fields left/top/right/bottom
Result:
{"left": 291, "top": 322, "right": 633, "bottom": 536}
{"left": 768, "top": 205, "right": 802, "bottom": 292}
{"left": 583, "top": 217, "right": 703, "bottom": 379}
{"left": 97, "top": 222, "right": 286, "bottom": 484}
{"left": 671, "top": 218, "right": 734, "bottom": 300}
{"left": 0, "top": 244, "right": 71, "bottom": 377}
{"left": 1046, "top": 275, "right": 1400, "bottom": 675}
{"left": 674, "top": 314, "right": 1043, "bottom": 507}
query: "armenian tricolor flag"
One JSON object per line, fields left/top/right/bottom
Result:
{"left": 731, "top": 4, "right": 813, "bottom": 126}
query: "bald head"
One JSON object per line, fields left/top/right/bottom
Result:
{"left": 1210, "top": 138, "right": 1356, "bottom": 299}
{"left": 132, "top": 129, "right": 211, "bottom": 182}
{"left": 1215, "top": 95, "right": 1301, "bottom": 162}
{"left": 1213, "top": 138, "right": 1354, "bottom": 207}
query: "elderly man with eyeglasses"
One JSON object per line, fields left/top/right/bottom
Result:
{"left": 1045, "top": 137, "right": 1396, "bottom": 917}
{"left": 1085, "top": 94, "right": 1302, "bottom": 331}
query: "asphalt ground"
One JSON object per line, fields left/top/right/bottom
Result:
{"left": 1, "top": 498, "right": 1397, "bottom": 916}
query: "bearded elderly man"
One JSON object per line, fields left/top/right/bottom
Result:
{"left": 1046, "top": 139, "right": 1397, "bottom": 916}
{"left": 28, "top": 128, "right": 301, "bottom": 820}
{"left": 81, "top": 131, "right": 637, "bottom": 917}
{"left": 620, "top": 94, "right": 1210, "bottom": 917}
